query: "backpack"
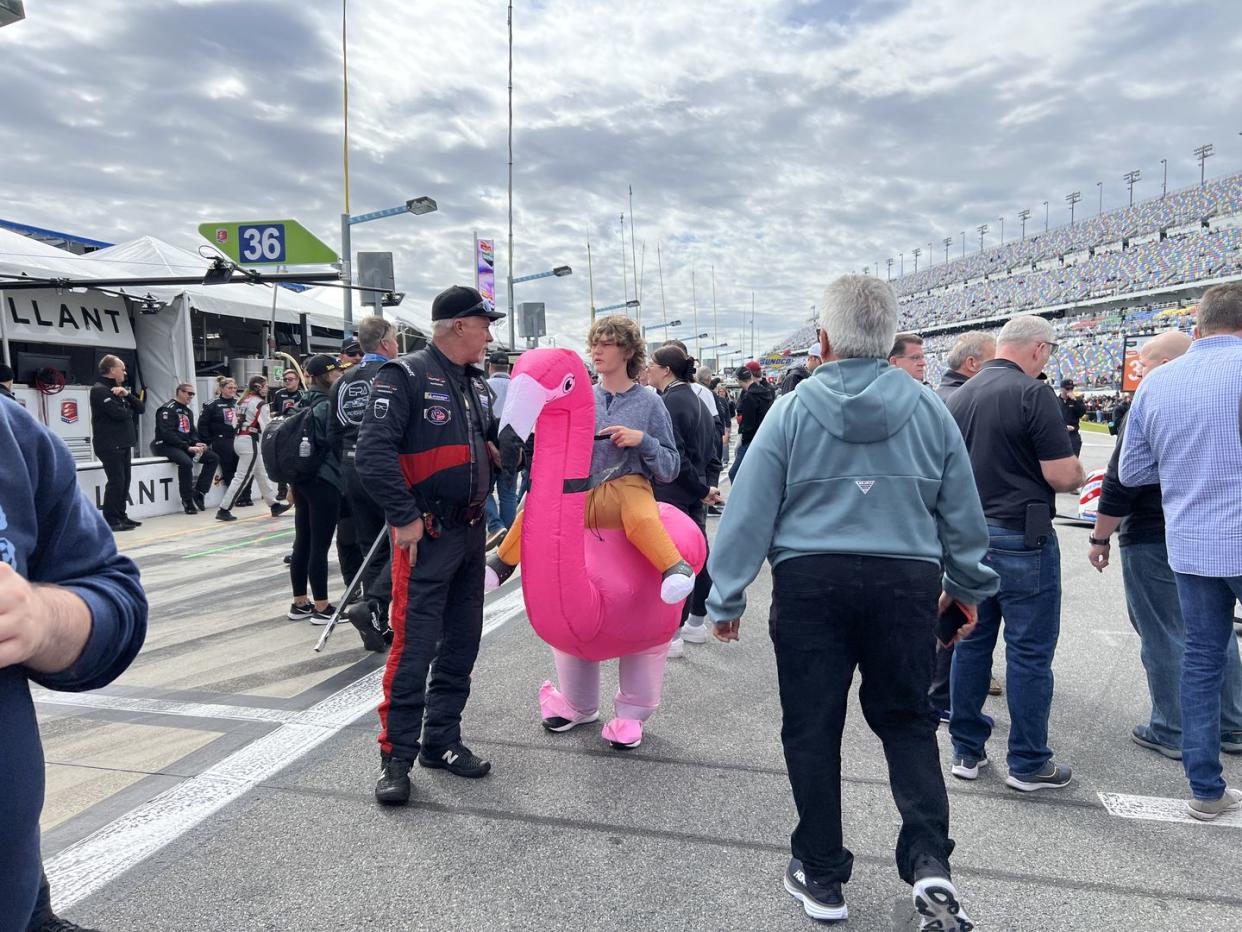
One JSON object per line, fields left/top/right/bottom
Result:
{"left": 261, "top": 404, "right": 323, "bottom": 484}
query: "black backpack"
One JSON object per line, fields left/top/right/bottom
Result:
{"left": 261, "top": 404, "right": 322, "bottom": 484}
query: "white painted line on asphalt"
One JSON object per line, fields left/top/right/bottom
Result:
{"left": 1099, "top": 792, "right": 1242, "bottom": 828}
{"left": 46, "top": 581, "right": 531, "bottom": 912}
{"left": 33, "top": 691, "right": 301, "bottom": 725}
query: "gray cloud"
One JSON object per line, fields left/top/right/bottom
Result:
{"left": 2, "top": 0, "right": 1241, "bottom": 356}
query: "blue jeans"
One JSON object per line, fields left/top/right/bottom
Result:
{"left": 1172, "top": 572, "right": 1242, "bottom": 799}
{"left": 950, "top": 526, "right": 1061, "bottom": 775}
{"left": 727, "top": 441, "right": 749, "bottom": 484}
{"left": 1121, "top": 542, "right": 1242, "bottom": 749}
{"left": 496, "top": 468, "right": 518, "bottom": 528}
{"left": 484, "top": 495, "right": 505, "bottom": 535}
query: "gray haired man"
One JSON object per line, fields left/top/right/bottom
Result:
{"left": 936, "top": 331, "right": 996, "bottom": 401}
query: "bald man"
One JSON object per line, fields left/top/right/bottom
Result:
{"left": 1089, "top": 330, "right": 1242, "bottom": 761}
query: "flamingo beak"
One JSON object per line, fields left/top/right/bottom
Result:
{"left": 498, "top": 372, "right": 546, "bottom": 441}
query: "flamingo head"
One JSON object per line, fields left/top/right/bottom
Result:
{"left": 499, "top": 348, "right": 591, "bottom": 441}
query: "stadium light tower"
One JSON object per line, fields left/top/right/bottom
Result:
{"left": 886, "top": 257, "right": 893, "bottom": 280}
{"left": 900, "top": 251, "right": 904, "bottom": 276}
{"left": 942, "top": 236, "right": 952, "bottom": 263}
{"left": 999, "top": 216, "right": 1004, "bottom": 244}
{"left": 1018, "top": 208, "right": 1031, "bottom": 240}
{"left": 1123, "top": 169, "right": 1142, "bottom": 207}
{"left": 912, "top": 247, "right": 921, "bottom": 272}
{"left": 1161, "top": 158, "right": 1168, "bottom": 198}
{"left": 1065, "top": 191, "right": 1082, "bottom": 226}
{"left": 976, "top": 223, "right": 989, "bottom": 252}
{"left": 1194, "top": 143, "right": 1214, "bottom": 186}
{"left": 1097, "top": 181, "right": 1103, "bottom": 216}
{"left": 928, "top": 242, "right": 934, "bottom": 267}
{"left": 1042, "top": 200, "right": 1049, "bottom": 232}
{"left": 960, "top": 231, "right": 965, "bottom": 257}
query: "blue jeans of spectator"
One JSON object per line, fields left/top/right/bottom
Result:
{"left": 721, "top": 433, "right": 731, "bottom": 466}
{"left": 727, "top": 440, "right": 749, "bottom": 484}
{"left": 1172, "top": 572, "right": 1242, "bottom": 800}
{"left": 496, "top": 468, "right": 518, "bottom": 528}
{"left": 950, "top": 526, "right": 1061, "bottom": 775}
{"left": 1121, "top": 542, "right": 1242, "bottom": 750}
{"left": 484, "top": 495, "right": 505, "bottom": 535}
{"left": 770, "top": 554, "right": 952, "bottom": 886}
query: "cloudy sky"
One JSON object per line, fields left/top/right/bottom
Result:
{"left": 3, "top": 0, "right": 1241, "bottom": 359}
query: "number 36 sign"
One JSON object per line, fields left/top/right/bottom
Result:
{"left": 198, "top": 219, "right": 338, "bottom": 267}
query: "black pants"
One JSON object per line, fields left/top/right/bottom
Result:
{"left": 344, "top": 457, "right": 391, "bottom": 609}
{"left": 670, "top": 501, "right": 709, "bottom": 624}
{"left": 928, "top": 642, "right": 953, "bottom": 713}
{"left": 95, "top": 444, "right": 131, "bottom": 524}
{"left": 335, "top": 490, "right": 363, "bottom": 587}
{"left": 290, "top": 478, "right": 341, "bottom": 602}
{"left": 1068, "top": 429, "right": 1082, "bottom": 458}
{"left": 770, "top": 554, "right": 953, "bottom": 887}
{"left": 210, "top": 436, "right": 238, "bottom": 487}
{"left": 154, "top": 443, "right": 220, "bottom": 502}
{"left": 379, "top": 520, "right": 485, "bottom": 761}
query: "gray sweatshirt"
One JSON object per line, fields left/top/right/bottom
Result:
{"left": 592, "top": 382, "right": 679, "bottom": 484}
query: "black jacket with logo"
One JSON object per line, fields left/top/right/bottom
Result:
{"left": 154, "top": 399, "right": 201, "bottom": 451}
{"left": 356, "top": 345, "right": 497, "bottom": 528}
{"left": 269, "top": 387, "right": 303, "bottom": 417}
{"left": 330, "top": 358, "right": 387, "bottom": 453}
{"left": 89, "top": 379, "right": 145, "bottom": 450}
{"left": 198, "top": 397, "right": 239, "bottom": 441}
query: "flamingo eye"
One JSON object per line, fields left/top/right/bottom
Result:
{"left": 561, "top": 375, "right": 575, "bottom": 394}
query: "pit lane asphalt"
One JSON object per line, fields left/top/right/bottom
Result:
{"left": 44, "top": 432, "right": 1242, "bottom": 931}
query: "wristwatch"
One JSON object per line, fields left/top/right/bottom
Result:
{"left": 1088, "top": 535, "right": 1110, "bottom": 547}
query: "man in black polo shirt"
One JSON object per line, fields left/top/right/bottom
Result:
{"left": 946, "top": 315, "right": 1085, "bottom": 793}
{"left": 1058, "top": 379, "right": 1087, "bottom": 457}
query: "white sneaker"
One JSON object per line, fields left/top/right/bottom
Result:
{"left": 1188, "top": 787, "right": 1242, "bottom": 821}
{"left": 912, "top": 876, "right": 973, "bottom": 931}
{"left": 667, "top": 636, "right": 685, "bottom": 658}
{"left": 951, "top": 755, "right": 988, "bottom": 781}
{"left": 681, "top": 624, "right": 707, "bottom": 644}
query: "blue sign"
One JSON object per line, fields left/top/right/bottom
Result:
{"left": 237, "top": 223, "right": 287, "bottom": 263}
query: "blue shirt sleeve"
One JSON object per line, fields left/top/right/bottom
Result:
{"left": 24, "top": 417, "right": 147, "bottom": 692}
{"left": 1118, "top": 384, "right": 1160, "bottom": 487}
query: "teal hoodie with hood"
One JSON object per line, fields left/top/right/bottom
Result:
{"left": 706, "top": 358, "right": 999, "bottom": 621}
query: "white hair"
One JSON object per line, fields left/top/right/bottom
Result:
{"left": 695, "top": 365, "right": 714, "bottom": 387}
{"left": 819, "top": 275, "right": 898, "bottom": 360}
{"left": 946, "top": 330, "right": 996, "bottom": 370}
{"left": 432, "top": 320, "right": 454, "bottom": 337}
{"left": 996, "top": 315, "right": 1053, "bottom": 348}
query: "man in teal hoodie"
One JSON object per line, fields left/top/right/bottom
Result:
{"left": 707, "top": 275, "right": 998, "bottom": 932}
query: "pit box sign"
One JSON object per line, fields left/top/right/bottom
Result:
{"left": 198, "top": 220, "right": 338, "bottom": 267}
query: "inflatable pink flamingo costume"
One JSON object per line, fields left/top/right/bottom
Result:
{"left": 499, "top": 348, "right": 706, "bottom": 747}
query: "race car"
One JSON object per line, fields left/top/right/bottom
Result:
{"left": 1075, "top": 468, "right": 1106, "bottom": 524}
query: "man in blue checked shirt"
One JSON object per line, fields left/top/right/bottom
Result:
{"left": 1120, "top": 282, "right": 1242, "bottom": 822}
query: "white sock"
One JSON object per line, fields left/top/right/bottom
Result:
{"left": 686, "top": 614, "right": 705, "bottom": 627}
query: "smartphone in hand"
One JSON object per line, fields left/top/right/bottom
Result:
{"left": 936, "top": 600, "right": 972, "bottom": 646}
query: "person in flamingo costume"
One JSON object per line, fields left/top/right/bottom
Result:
{"left": 486, "top": 326, "right": 706, "bottom": 749}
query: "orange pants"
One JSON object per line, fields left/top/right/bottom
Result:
{"left": 497, "top": 473, "right": 683, "bottom": 573}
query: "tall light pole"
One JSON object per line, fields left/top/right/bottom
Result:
{"left": 711, "top": 265, "right": 719, "bottom": 351}
{"left": 960, "top": 231, "right": 965, "bottom": 258}
{"left": 1042, "top": 200, "right": 1049, "bottom": 232}
{"left": 1123, "top": 169, "right": 1141, "bottom": 207}
{"left": 886, "top": 257, "right": 893, "bottom": 280}
{"left": 656, "top": 242, "right": 667, "bottom": 324}
{"left": 341, "top": 197, "right": 438, "bottom": 339}
{"left": 1065, "top": 190, "right": 1082, "bottom": 226}
{"left": 928, "top": 242, "right": 934, "bottom": 267}
{"left": 976, "top": 223, "right": 988, "bottom": 251}
{"left": 1194, "top": 143, "right": 1214, "bottom": 186}
{"left": 1097, "top": 181, "right": 1102, "bottom": 217}
{"left": 586, "top": 235, "right": 596, "bottom": 323}
{"left": 912, "top": 247, "right": 921, "bottom": 272}
{"left": 998, "top": 216, "right": 1004, "bottom": 245}
{"left": 628, "top": 186, "right": 640, "bottom": 321}
{"left": 1018, "top": 208, "right": 1031, "bottom": 240}
{"left": 942, "top": 236, "right": 952, "bottom": 264}
{"left": 691, "top": 267, "right": 699, "bottom": 357}
{"left": 506, "top": 0, "right": 515, "bottom": 348}
{"left": 619, "top": 214, "right": 628, "bottom": 307}
{"left": 1161, "top": 158, "right": 1168, "bottom": 198}
{"left": 899, "top": 251, "right": 904, "bottom": 276}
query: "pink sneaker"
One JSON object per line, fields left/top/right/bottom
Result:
{"left": 539, "top": 680, "right": 599, "bottom": 733}
{"left": 602, "top": 717, "right": 643, "bottom": 750}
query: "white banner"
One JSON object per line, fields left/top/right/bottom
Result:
{"left": 76, "top": 457, "right": 226, "bottom": 519}
{"left": 4, "top": 289, "right": 136, "bottom": 349}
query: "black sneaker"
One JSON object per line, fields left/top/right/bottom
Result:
{"left": 108, "top": 520, "right": 133, "bottom": 532}
{"left": 484, "top": 553, "right": 516, "bottom": 591}
{"left": 287, "top": 602, "right": 314, "bottom": 621}
{"left": 346, "top": 600, "right": 389, "bottom": 652}
{"left": 215, "top": 508, "right": 237, "bottom": 522}
{"left": 270, "top": 502, "right": 292, "bottom": 517}
{"left": 182, "top": 500, "right": 198, "bottom": 515}
{"left": 419, "top": 742, "right": 491, "bottom": 778}
{"left": 1006, "top": 762, "right": 1072, "bottom": 792}
{"left": 122, "top": 517, "right": 142, "bottom": 527}
{"left": 375, "top": 755, "right": 413, "bottom": 806}
{"left": 308, "top": 604, "right": 338, "bottom": 626}
{"left": 783, "top": 858, "right": 847, "bottom": 922}
{"left": 29, "top": 916, "right": 103, "bottom": 932}
{"left": 237, "top": 497, "right": 254, "bottom": 507}
{"left": 192, "top": 491, "right": 207, "bottom": 511}
{"left": 485, "top": 527, "right": 508, "bottom": 551}
{"left": 913, "top": 875, "right": 975, "bottom": 931}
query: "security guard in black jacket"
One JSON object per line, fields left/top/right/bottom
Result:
{"left": 331, "top": 315, "right": 400, "bottom": 651}
{"left": 154, "top": 382, "right": 220, "bottom": 513}
{"left": 358, "top": 286, "right": 504, "bottom": 805}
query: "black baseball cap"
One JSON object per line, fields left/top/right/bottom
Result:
{"left": 487, "top": 350, "right": 510, "bottom": 366}
{"left": 1060, "top": 379, "right": 1075, "bottom": 389}
{"left": 304, "top": 354, "right": 340, "bottom": 378}
{"left": 431, "top": 285, "right": 506, "bottom": 322}
{"left": 341, "top": 338, "right": 362, "bottom": 355}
